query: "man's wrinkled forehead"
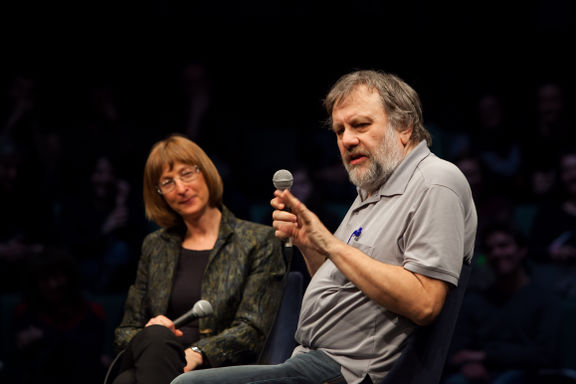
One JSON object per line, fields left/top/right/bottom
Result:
{"left": 333, "top": 84, "right": 378, "bottom": 109}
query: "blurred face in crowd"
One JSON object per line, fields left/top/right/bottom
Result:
{"left": 456, "top": 157, "right": 483, "bottom": 194}
{"left": 560, "top": 153, "right": 576, "bottom": 198}
{"left": 0, "top": 153, "right": 20, "bottom": 192}
{"left": 159, "top": 161, "right": 208, "bottom": 220}
{"left": 484, "top": 231, "right": 526, "bottom": 277}
{"left": 38, "top": 269, "right": 69, "bottom": 304}
{"left": 477, "top": 94, "right": 503, "bottom": 130}
{"left": 332, "top": 85, "right": 407, "bottom": 192}
{"left": 91, "top": 156, "right": 117, "bottom": 198}
{"left": 538, "top": 83, "right": 564, "bottom": 124}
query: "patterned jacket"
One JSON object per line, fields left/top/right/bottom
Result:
{"left": 113, "top": 205, "right": 287, "bottom": 367}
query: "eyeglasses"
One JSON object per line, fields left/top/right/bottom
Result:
{"left": 156, "top": 166, "right": 201, "bottom": 194}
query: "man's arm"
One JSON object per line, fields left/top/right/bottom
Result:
{"left": 325, "top": 239, "right": 449, "bottom": 325}
{"left": 272, "top": 189, "right": 449, "bottom": 325}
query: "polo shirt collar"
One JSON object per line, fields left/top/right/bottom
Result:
{"left": 357, "top": 140, "right": 430, "bottom": 203}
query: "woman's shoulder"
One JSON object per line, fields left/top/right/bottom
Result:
{"left": 142, "top": 226, "right": 182, "bottom": 247}
{"left": 233, "top": 216, "right": 276, "bottom": 239}
{"left": 223, "top": 205, "right": 275, "bottom": 236}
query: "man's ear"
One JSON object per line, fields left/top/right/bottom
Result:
{"left": 399, "top": 125, "right": 413, "bottom": 146}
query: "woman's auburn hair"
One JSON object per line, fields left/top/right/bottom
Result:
{"left": 143, "top": 134, "right": 223, "bottom": 229}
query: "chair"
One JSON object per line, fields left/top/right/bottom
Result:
{"left": 382, "top": 262, "right": 472, "bottom": 384}
{"left": 258, "top": 270, "right": 304, "bottom": 365}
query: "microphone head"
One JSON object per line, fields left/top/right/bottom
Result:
{"left": 193, "top": 300, "right": 214, "bottom": 317}
{"left": 272, "top": 169, "right": 294, "bottom": 191}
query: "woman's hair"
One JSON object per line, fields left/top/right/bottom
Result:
{"left": 323, "top": 69, "right": 432, "bottom": 147}
{"left": 143, "top": 134, "right": 223, "bottom": 228}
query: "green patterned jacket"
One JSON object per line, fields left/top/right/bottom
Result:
{"left": 113, "top": 205, "right": 287, "bottom": 367}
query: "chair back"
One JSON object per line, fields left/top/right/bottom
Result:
{"left": 258, "top": 270, "right": 304, "bottom": 365}
{"left": 382, "top": 262, "right": 472, "bottom": 384}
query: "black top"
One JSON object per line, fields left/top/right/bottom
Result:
{"left": 168, "top": 248, "right": 211, "bottom": 345}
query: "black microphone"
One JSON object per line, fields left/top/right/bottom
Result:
{"left": 173, "top": 299, "right": 214, "bottom": 328}
{"left": 273, "top": 169, "right": 294, "bottom": 247}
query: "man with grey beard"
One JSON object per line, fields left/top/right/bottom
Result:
{"left": 171, "top": 70, "right": 478, "bottom": 384}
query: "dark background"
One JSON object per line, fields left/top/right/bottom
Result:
{"left": 1, "top": 1, "right": 576, "bottom": 382}
{"left": 3, "top": 0, "right": 575, "bottom": 202}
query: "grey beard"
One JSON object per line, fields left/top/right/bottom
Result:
{"left": 346, "top": 140, "right": 404, "bottom": 193}
{"left": 347, "top": 160, "right": 389, "bottom": 192}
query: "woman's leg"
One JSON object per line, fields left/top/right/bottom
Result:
{"left": 113, "top": 325, "right": 186, "bottom": 384}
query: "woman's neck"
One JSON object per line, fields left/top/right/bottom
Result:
{"left": 182, "top": 206, "right": 222, "bottom": 250}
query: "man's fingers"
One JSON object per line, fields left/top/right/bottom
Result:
{"left": 275, "top": 189, "right": 306, "bottom": 213}
{"left": 270, "top": 196, "right": 285, "bottom": 210}
{"left": 272, "top": 209, "right": 297, "bottom": 222}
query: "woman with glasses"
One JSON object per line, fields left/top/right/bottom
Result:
{"left": 111, "top": 134, "right": 287, "bottom": 384}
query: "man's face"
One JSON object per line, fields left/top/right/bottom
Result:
{"left": 331, "top": 85, "right": 406, "bottom": 192}
{"left": 485, "top": 231, "right": 526, "bottom": 277}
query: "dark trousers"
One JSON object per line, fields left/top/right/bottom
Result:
{"left": 113, "top": 325, "right": 187, "bottom": 384}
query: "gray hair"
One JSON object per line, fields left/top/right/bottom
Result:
{"left": 323, "top": 70, "right": 432, "bottom": 146}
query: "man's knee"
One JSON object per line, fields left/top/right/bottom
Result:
{"left": 171, "top": 372, "right": 191, "bottom": 384}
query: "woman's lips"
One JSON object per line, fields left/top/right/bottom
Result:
{"left": 179, "top": 196, "right": 195, "bottom": 205}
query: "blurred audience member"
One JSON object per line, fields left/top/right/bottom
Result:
{"left": 468, "top": 92, "right": 524, "bottom": 198}
{"left": 1, "top": 73, "right": 42, "bottom": 155}
{"left": 59, "top": 153, "right": 144, "bottom": 293}
{"left": 0, "top": 142, "right": 52, "bottom": 293}
{"left": 443, "top": 221, "right": 564, "bottom": 384}
{"left": 528, "top": 147, "right": 576, "bottom": 298}
{"left": 178, "top": 62, "right": 214, "bottom": 143}
{"left": 3, "top": 247, "right": 108, "bottom": 384}
{"left": 520, "top": 81, "right": 575, "bottom": 204}
{"left": 454, "top": 153, "right": 515, "bottom": 238}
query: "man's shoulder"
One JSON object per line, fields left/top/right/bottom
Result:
{"left": 417, "top": 154, "right": 468, "bottom": 189}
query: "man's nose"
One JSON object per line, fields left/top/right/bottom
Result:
{"left": 341, "top": 129, "right": 359, "bottom": 148}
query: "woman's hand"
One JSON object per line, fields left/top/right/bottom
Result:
{"left": 145, "top": 315, "right": 183, "bottom": 337}
{"left": 183, "top": 347, "right": 203, "bottom": 372}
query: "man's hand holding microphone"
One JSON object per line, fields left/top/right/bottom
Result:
{"left": 271, "top": 169, "right": 336, "bottom": 276}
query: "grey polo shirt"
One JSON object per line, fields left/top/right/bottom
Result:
{"left": 293, "top": 141, "right": 477, "bottom": 384}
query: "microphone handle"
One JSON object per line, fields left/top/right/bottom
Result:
{"left": 173, "top": 310, "right": 196, "bottom": 328}
{"left": 282, "top": 194, "right": 293, "bottom": 247}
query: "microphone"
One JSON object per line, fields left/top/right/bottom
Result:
{"left": 173, "top": 299, "right": 214, "bottom": 328}
{"left": 272, "top": 169, "right": 294, "bottom": 247}
{"left": 104, "top": 300, "right": 212, "bottom": 384}
{"left": 272, "top": 169, "right": 294, "bottom": 191}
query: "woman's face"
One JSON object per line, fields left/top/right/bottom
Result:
{"left": 159, "top": 161, "right": 210, "bottom": 220}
